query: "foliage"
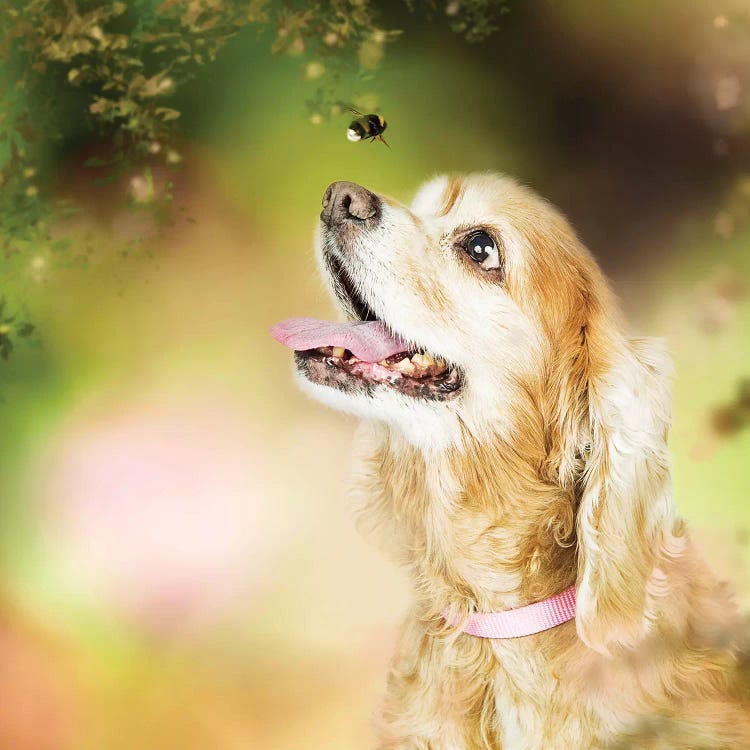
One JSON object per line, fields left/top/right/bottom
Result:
{"left": 443, "top": 0, "right": 511, "bottom": 42}
{"left": 0, "top": 0, "right": 514, "bottom": 364}
{"left": 0, "top": 297, "right": 35, "bottom": 361}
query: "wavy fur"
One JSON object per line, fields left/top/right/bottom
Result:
{"left": 299, "top": 173, "right": 750, "bottom": 748}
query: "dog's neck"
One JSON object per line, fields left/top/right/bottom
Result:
{"left": 354, "top": 421, "right": 578, "bottom": 618}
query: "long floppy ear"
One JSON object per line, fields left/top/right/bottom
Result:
{"left": 573, "top": 333, "right": 678, "bottom": 653}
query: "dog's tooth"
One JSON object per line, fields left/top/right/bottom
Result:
{"left": 392, "top": 357, "right": 416, "bottom": 374}
{"left": 411, "top": 353, "right": 435, "bottom": 367}
{"left": 331, "top": 347, "right": 346, "bottom": 358}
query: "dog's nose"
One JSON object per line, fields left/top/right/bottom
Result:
{"left": 321, "top": 181, "right": 379, "bottom": 226}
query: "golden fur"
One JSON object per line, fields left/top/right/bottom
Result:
{"left": 299, "top": 174, "right": 750, "bottom": 748}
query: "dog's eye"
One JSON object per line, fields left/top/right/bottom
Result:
{"left": 465, "top": 231, "right": 500, "bottom": 270}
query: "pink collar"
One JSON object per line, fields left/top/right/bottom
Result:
{"left": 446, "top": 585, "right": 576, "bottom": 639}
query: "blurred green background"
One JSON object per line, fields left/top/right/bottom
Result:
{"left": 1, "top": 2, "right": 749, "bottom": 748}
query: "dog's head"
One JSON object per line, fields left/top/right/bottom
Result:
{"left": 272, "top": 173, "right": 677, "bottom": 653}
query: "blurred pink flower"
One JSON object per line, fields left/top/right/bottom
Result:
{"left": 41, "top": 394, "right": 273, "bottom": 636}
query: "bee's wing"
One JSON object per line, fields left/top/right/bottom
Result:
{"left": 345, "top": 105, "right": 363, "bottom": 117}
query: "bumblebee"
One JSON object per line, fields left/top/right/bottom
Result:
{"left": 346, "top": 108, "right": 389, "bottom": 147}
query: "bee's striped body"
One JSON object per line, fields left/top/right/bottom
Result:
{"left": 346, "top": 112, "right": 388, "bottom": 146}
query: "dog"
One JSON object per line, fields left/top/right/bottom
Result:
{"left": 271, "top": 174, "right": 750, "bottom": 749}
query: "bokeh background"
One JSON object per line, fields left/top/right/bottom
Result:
{"left": 1, "top": 2, "right": 750, "bottom": 748}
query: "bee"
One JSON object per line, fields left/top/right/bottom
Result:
{"left": 346, "top": 108, "right": 389, "bottom": 147}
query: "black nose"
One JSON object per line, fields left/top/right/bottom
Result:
{"left": 321, "top": 181, "right": 379, "bottom": 227}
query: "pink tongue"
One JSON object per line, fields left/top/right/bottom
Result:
{"left": 270, "top": 317, "right": 408, "bottom": 363}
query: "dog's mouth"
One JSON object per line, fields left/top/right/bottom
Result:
{"left": 270, "top": 255, "right": 462, "bottom": 401}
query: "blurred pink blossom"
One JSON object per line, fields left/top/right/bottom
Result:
{"left": 40, "top": 393, "right": 273, "bottom": 636}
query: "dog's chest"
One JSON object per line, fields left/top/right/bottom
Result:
{"left": 490, "top": 644, "right": 600, "bottom": 750}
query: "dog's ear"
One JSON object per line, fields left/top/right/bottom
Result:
{"left": 571, "top": 333, "right": 677, "bottom": 653}
{"left": 531, "top": 225, "right": 681, "bottom": 653}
